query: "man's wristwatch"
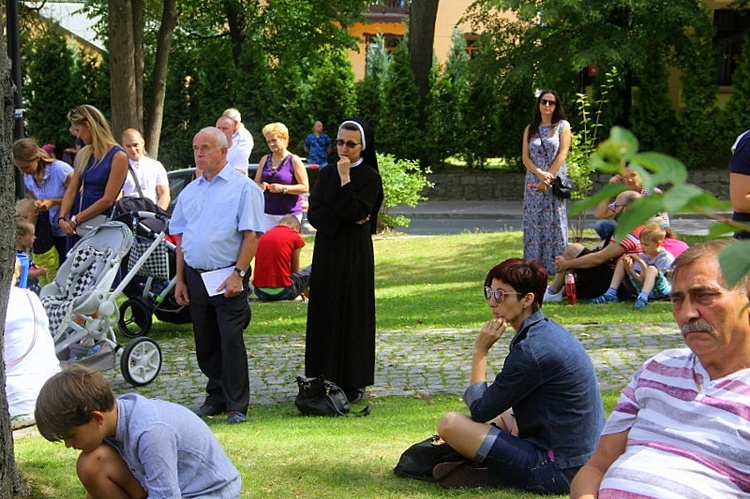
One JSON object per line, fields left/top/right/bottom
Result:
{"left": 234, "top": 267, "right": 246, "bottom": 278}
{"left": 70, "top": 215, "right": 78, "bottom": 227}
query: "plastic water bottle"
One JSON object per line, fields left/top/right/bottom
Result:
{"left": 16, "top": 253, "right": 29, "bottom": 289}
{"left": 300, "top": 193, "right": 312, "bottom": 234}
{"left": 565, "top": 273, "right": 577, "bottom": 305}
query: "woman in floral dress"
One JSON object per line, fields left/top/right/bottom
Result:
{"left": 522, "top": 90, "right": 572, "bottom": 274}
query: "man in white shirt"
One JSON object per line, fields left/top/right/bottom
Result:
{"left": 216, "top": 116, "right": 250, "bottom": 175}
{"left": 121, "top": 129, "right": 170, "bottom": 211}
{"left": 222, "top": 107, "right": 254, "bottom": 160}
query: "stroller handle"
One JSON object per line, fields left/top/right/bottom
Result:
{"left": 116, "top": 210, "right": 171, "bottom": 238}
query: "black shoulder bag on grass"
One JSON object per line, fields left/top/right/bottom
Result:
{"left": 294, "top": 376, "right": 370, "bottom": 417}
{"left": 393, "top": 434, "right": 465, "bottom": 482}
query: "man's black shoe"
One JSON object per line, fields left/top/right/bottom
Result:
{"left": 194, "top": 404, "right": 226, "bottom": 418}
{"left": 227, "top": 411, "right": 247, "bottom": 424}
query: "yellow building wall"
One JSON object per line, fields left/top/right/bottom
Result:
{"left": 348, "top": 0, "right": 474, "bottom": 80}
{"left": 347, "top": 0, "right": 742, "bottom": 111}
{"left": 666, "top": 0, "right": 744, "bottom": 109}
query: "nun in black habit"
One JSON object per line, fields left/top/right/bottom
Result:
{"left": 304, "top": 117, "right": 383, "bottom": 404}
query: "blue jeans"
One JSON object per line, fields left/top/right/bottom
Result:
{"left": 479, "top": 425, "right": 579, "bottom": 495}
{"left": 594, "top": 219, "right": 616, "bottom": 241}
{"left": 254, "top": 266, "right": 311, "bottom": 301}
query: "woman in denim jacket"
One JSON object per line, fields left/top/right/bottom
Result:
{"left": 436, "top": 258, "right": 605, "bottom": 494}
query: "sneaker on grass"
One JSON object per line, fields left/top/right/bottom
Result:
{"left": 590, "top": 293, "right": 619, "bottom": 304}
{"left": 633, "top": 297, "right": 648, "bottom": 310}
{"left": 543, "top": 287, "right": 563, "bottom": 303}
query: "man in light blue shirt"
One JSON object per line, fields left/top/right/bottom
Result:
{"left": 171, "top": 126, "right": 264, "bottom": 424}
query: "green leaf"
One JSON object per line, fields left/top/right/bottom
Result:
{"left": 681, "top": 191, "right": 732, "bottom": 212}
{"left": 569, "top": 183, "right": 627, "bottom": 214}
{"left": 613, "top": 196, "right": 665, "bottom": 238}
{"left": 719, "top": 242, "right": 750, "bottom": 287}
{"left": 660, "top": 184, "right": 705, "bottom": 213}
{"left": 594, "top": 127, "right": 640, "bottom": 166}
{"left": 708, "top": 222, "right": 737, "bottom": 238}
{"left": 590, "top": 153, "right": 622, "bottom": 174}
{"left": 629, "top": 152, "right": 687, "bottom": 185}
{"left": 609, "top": 127, "right": 640, "bottom": 152}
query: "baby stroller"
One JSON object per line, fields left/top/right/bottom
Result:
{"left": 40, "top": 221, "right": 163, "bottom": 386}
{"left": 112, "top": 208, "right": 192, "bottom": 338}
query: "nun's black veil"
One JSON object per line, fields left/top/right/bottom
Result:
{"left": 339, "top": 116, "right": 383, "bottom": 234}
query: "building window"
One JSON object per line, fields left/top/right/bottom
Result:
{"left": 714, "top": 9, "right": 750, "bottom": 86}
{"left": 464, "top": 34, "right": 480, "bottom": 58}
{"left": 364, "top": 33, "right": 403, "bottom": 57}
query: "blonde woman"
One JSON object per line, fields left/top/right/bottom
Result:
{"left": 58, "top": 105, "right": 128, "bottom": 237}
{"left": 254, "top": 122, "right": 309, "bottom": 231}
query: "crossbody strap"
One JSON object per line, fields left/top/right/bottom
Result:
{"left": 128, "top": 164, "right": 146, "bottom": 198}
{"left": 5, "top": 290, "right": 40, "bottom": 367}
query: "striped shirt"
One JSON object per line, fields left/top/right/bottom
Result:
{"left": 600, "top": 348, "right": 750, "bottom": 498}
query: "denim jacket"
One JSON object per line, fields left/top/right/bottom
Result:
{"left": 463, "top": 310, "right": 605, "bottom": 469}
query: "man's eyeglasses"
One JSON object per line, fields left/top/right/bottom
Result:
{"left": 540, "top": 98, "right": 557, "bottom": 106}
{"left": 336, "top": 139, "right": 361, "bottom": 148}
{"left": 607, "top": 202, "right": 627, "bottom": 212}
{"left": 483, "top": 287, "right": 523, "bottom": 303}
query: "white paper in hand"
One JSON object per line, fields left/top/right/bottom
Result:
{"left": 200, "top": 266, "right": 235, "bottom": 297}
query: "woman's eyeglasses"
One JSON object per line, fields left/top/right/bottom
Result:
{"left": 540, "top": 98, "right": 557, "bottom": 106}
{"left": 336, "top": 139, "right": 361, "bottom": 148}
{"left": 483, "top": 287, "right": 522, "bottom": 303}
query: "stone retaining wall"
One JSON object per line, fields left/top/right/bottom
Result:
{"left": 427, "top": 169, "right": 730, "bottom": 201}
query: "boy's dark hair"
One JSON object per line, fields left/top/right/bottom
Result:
{"left": 35, "top": 364, "right": 115, "bottom": 442}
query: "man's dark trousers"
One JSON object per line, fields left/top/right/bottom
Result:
{"left": 186, "top": 266, "right": 250, "bottom": 413}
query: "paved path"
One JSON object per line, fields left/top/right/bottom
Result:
{"left": 104, "top": 322, "right": 683, "bottom": 409}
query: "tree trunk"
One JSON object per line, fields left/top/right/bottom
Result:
{"left": 0, "top": 27, "right": 29, "bottom": 498}
{"left": 108, "top": 0, "right": 142, "bottom": 138}
{"left": 224, "top": 0, "right": 248, "bottom": 66}
{"left": 144, "top": 0, "right": 177, "bottom": 158}
{"left": 408, "top": 0, "right": 439, "bottom": 126}
{"left": 132, "top": 0, "right": 144, "bottom": 128}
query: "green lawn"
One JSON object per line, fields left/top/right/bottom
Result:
{"left": 15, "top": 392, "right": 622, "bottom": 499}
{"left": 13, "top": 230, "right": 700, "bottom": 498}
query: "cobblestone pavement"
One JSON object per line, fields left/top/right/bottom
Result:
{"left": 104, "top": 323, "right": 683, "bottom": 409}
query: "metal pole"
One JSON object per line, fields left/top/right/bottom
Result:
{"left": 7, "top": 0, "right": 27, "bottom": 199}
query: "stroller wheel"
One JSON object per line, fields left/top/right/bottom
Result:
{"left": 120, "top": 337, "right": 162, "bottom": 386}
{"left": 119, "top": 298, "right": 153, "bottom": 338}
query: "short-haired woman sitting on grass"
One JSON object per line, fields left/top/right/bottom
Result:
{"left": 434, "top": 258, "right": 605, "bottom": 493}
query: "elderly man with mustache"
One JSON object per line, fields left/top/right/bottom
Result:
{"left": 571, "top": 240, "right": 750, "bottom": 499}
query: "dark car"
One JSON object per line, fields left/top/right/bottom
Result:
{"left": 167, "top": 162, "right": 320, "bottom": 214}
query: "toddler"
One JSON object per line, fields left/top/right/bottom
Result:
{"left": 16, "top": 219, "right": 47, "bottom": 294}
{"left": 590, "top": 222, "right": 674, "bottom": 310}
{"left": 16, "top": 197, "right": 58, "bottom": 286}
